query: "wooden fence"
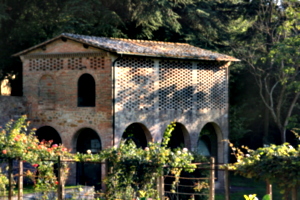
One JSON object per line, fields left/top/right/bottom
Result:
{"left": 1, "top": 157, "right": 296, "bottom": 200}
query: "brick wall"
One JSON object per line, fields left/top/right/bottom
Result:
{"left": 21, "top": 40, "right": 113, "bottom": 152}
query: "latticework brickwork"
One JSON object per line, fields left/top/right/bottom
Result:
{"left": 29, "top": 58, "right": 64, "bottom": 71}
{"left": 116, "top": 58, "right": 227, "bottom": 110}
{"left": 116, "top": 57, "right": 155, "bottom": 110}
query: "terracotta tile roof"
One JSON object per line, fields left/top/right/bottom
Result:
{"left": 13, "top": 33, "right": 239, "bottom": 61}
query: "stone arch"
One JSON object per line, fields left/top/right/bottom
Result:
{"left": 198, "top": 122, "right": 222, "bottom": 161}
{"left": 122, "top": 123, "right": 152, "bottom": 148}
{"left": 35, "top": 126, "right": 62, "bottom": 145}
{"left": 78, "top": 73, "right": 95, "bottom": 107}
{"left": 164, "top": 122, "right": 190, "bottom": 149}
{"left": 75, "top": 128, "right": 101, "bottom": 153}
{"left": 38, "top": 75, "right": 55, "bottom": 110}
{"left": 74, "top": 128, "right": 102, "bottom": 189}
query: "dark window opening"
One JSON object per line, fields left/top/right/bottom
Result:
{"left": 78, "top": 73, "right": 95, "bottom": 107}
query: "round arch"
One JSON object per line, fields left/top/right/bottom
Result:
{"left": 198, "top": 122, "right": 222, "bottom": 159}
{"left": 122, "top": 123, "right": 152, "bottom": 148}
{"left": 35, "top": 126, "right": 62, "bottom": 145}
{"left": 74, "top": 128, "right": 102, "bottom": 190}
{"left": 164, "top": 122, "right": 190, "bottom": 149}
{"left": 75, "top": 128, "right": 101, "bottom": 153}
{"left": 78, "top": 73, "right": 95, "bottom": 107}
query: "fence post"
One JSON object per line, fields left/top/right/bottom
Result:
{"left": 266, "top": 179, "right": 272, "bottom": 200}
{"left": 8, "top": 158, "right": 13, "bottom": 200}
{"left": 224, "top": 168, "right": 230, "bottom": 200}
{"left": 101, "top": 160, "right": 107, "bottom": 192}
{"left": 291, "top": 185, "right": 297, "bottom": 200}
{"left": 157, "top": 176, "right": 164, "bottom": 200}
{"left": 18, "top": 159, "right": 23, "bottom": 200}
{"left": 57, "top": 156, "right": 64, "bottom": 200}
{"left": 209, "top": 157, "right": 215, "bottom": 200}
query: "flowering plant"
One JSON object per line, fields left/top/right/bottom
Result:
{"left": 0, "top": 116, "right": 72, "bottom": 198}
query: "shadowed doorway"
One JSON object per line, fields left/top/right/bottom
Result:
{"left": 122, "top": 123, "right": 151, "bottom": 149}
{"left": 76, "top": 128, "right": 101, "bottom": 190}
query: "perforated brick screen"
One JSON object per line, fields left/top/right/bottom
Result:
{"left": 116, "top": 58, "right": 227, "bottom": 110}
{"left": 29, "top": 56, "right": 105, "bottom": 71}
{"left": 196, "top": 62, "right": 227, "bottom": 109}
{"left": 29, "top": 58, "right": 63, "bottom": 71}
{"left": 89, "top": 57, "right": 105, "bottom": 69}
{"left": 116, "top": 57, "right": 155, "bottom": 110}
{"left": 67, "top": 57, "right": 86, "bottom": 70}
{"left": 159, "top": 60, "right": 193, "bottom": 110}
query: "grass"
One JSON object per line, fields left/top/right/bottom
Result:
{"left": 215, "top": 172, "right": 299, "bottom": 200}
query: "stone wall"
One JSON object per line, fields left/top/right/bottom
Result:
{"left": 0, "top": 96, "right": 27, "bottom": 127}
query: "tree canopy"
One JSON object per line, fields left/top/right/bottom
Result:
{"left": 0, "top": 0, "right": 299, "bottom": 146}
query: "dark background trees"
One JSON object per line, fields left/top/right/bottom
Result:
{"left": 0, "top": 0, "right": 299, "bottom": 147}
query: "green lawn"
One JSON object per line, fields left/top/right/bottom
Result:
{"left": 215, "top": 173, "right": 297, "bottom": 200}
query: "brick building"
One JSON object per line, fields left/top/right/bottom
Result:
{"left": 8, "top": 33, "right": 238, "bottom": 187}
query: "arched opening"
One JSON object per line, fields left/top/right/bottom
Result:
{"left": 164, "top": 123, "right": 190, "bottom": 199}
{"left": 122, "top": 123, "right": 151, "bottom": 148}
{"left": 78, "top": 73, "right": 95, "bottom": 107}
{"left": 165, "top": 123, "right": 189, "bottom": 149}
{"left": 198, "top": 123, "right": 218, "bottom": 159}
{"left": 75, "top": 128, "right": 101, "bottom": 190}
{"left": 198, "top": 123, "right": 220, "bottom": 182}
{"left": 35, "top": 126, "right": 62, "bottom": 182}
{"left": 36, "top": 126, "right": 62, "bottom": 145}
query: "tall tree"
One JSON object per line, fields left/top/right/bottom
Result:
{"left": 230, "top": 0, "right": 300, "bottom": 143}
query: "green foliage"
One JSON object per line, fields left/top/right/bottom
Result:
{"left": 229, "top": 0, "right": 300, "bottom": 143}
{"left": 102, "top": 140, "right": 195, "bottom": 199}
{"left": 73, "top": 122, "right": 196, "bottom": 199}
{"left": 0, "top": 170, "right": 8, "bottom": 195}
{"left": 0, "top": 116, "right": 72, "bottom": 198}
{"left": 229, "top": 105, "right": 251, "bottom": 146}
{"left": 227, "top": 142, "right": 300, "bottom": 196}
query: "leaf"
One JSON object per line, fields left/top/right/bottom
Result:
{"left": 262, "top": 194, "right": 271, "bottom": 200}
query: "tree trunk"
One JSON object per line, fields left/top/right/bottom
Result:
{"left": 281, "top": 128, "right": 286, "bottom": 144}
{"left": 263, "top": 88, "right": 270, "bottom": 144}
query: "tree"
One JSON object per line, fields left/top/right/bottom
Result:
{"left": 230, "top": 0, "right": 300, "bottom": 143}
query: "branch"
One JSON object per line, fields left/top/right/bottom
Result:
{"left": 283, "top": 91, "right": 300, "bottom": 128}
{"left": 258, "top": 77, "right": 278, "bottom": 123}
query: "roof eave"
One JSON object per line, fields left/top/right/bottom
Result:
{"left": 12, "top": 34, "right": 118, "bottom": 57}
{"left": 115, "top": 51, "right": 240, "bottom": 62}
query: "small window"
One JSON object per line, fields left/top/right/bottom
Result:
{"left": 78, "top": 73, "right": 95, "bottom": 107}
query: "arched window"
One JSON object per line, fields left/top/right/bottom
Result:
{"left": 78, "top": 74, "right": 95, "bottom": 107}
